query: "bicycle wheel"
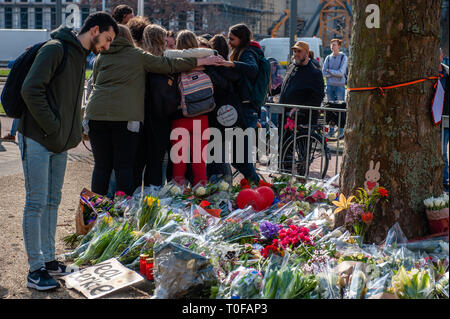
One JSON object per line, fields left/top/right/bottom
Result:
{"left": 280, "top": 133, "right": 329, "bottom": 179}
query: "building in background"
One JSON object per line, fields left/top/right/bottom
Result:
{"left": 0, "top": 0, "right": 289, "bottom": 39}
{"left": 0, "top": 0, "right": 94, "bottom": 30}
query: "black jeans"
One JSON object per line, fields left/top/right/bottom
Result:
{"left": 88, "top": 120, "right": 139, "bottom": 196}
{"left": 143, "top": 116, "right": 171, "bottom": 187}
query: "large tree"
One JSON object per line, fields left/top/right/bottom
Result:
{"left": 339, "top": 0, "right": 444, "bottom": 242}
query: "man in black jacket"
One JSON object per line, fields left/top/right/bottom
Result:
{"left": 278, "top": 41, "right": 325, "bottom": 125}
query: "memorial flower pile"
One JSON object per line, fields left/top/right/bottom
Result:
{"left": 62, "top": 178, "right": 448, "bottom": 299}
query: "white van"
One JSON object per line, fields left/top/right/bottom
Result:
{"left": 259, "top": 37, "right": 324, "bottom": 67}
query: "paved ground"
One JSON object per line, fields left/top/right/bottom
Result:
{"left": 0, "top": 116, "right": 153, "bottom": 299}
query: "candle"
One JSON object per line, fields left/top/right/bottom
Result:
{"left": 146, "top": 258, "right": 154, "bottom": 280}
{"left": 139, "top": 254, "right": 149, "bottom": 276}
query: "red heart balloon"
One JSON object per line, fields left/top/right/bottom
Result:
{"left": 255, "top": 186, "right": 275, "bottom": 210}
{"left": 236, "top": 189, "right": 259, "bottom": 210}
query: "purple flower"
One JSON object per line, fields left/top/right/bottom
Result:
{"left": 345, "top": 203, "right": 364, "bottom": 226}
{"left": 259, "top": 221, "right": 282, "bottom": 239}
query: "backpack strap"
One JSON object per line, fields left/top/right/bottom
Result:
{"left": 54, "top": 40, "right": 68, "bottom": 76}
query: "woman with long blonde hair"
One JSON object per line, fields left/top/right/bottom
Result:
{"left": 142, "top": 24, "right": 166, "bottom": 56}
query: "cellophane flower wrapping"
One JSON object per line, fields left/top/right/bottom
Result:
{"left": 73, "top": 216, "right": 119, "bottom": 266}
{"left": 152, "top": 242, "right": 218, "bottom": 299}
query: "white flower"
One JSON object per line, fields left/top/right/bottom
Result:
{"left": 195, "top": 186, "right": 206, "bottom": 196}
{"left": 434, "top": 198, "right": 444, "bottom": 209}
{"left": 170, "top": 186, "right": 182, "bottom": 196}
{"left": 218, "top": 181, "right": 230, "bottom": 191}
{"left": 423, "top": 198, "right": 433, "bottom": 208}
{"left": 442, "top": 194, "right": 449, "bottom": 204}
{"left": 328, "top": 192, "right": 337, "bottom": 202}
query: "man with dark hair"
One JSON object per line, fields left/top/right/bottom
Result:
{"left": 112, "top": 4, "right": 134, "bottom": 24}
{"left": 18, "top": 12, "right": 118, "bottom": 291}
{"left": 127, "top": 16, "right": 150, "bottom": 48}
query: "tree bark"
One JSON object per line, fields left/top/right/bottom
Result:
{"left": 339, "top": 0, "right": 443, "bottom": 243}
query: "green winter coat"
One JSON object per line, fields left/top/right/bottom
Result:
{"left": 84, "top": 36, "right": 197, "bottom": 122}
{"left": 19, "top": 26, "right": 89, "bottom": 153}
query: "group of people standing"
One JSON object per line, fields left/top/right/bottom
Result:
{"left": 9, "top": 4, "right": 448, "bottom": 292}
{"left": 84, "top": 5, "right": 265, "bottom": 198}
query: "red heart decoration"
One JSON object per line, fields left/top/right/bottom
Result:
{"left": 236, "top": 189, "right": 259, "bottom": 210}
{"left": 255, "top": 186, "right": 275, "bottom": 211}
{"left": 367, "top": 181, "right": 377, "bottom": 190}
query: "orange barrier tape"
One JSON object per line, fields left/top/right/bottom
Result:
{"left": 347, "top": 75, "right": 443, "bottom": 96}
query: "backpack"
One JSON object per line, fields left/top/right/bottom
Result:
{"left": 178, "top": 70, "right": 216, "bottom": 117}
{"left": 245, "top": 50, "right": 271, "bottom": 111}
{"left": 1, "top": 40, "right": 68, "bottom": 119}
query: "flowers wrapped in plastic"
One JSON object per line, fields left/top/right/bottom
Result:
{"left": 73, "top": 216, "right": 118, "bottom": 266}
{"left": 390, "top": 266, "right": 435, "bottom": 299}
{"left": 95, "top": 221, "right": 136, "bottom": 264}
{"left": 217, "top": 266, "right": 263, "bottom": 299}
{"left": 260, "top": 254, "right": 317, "bottom": 299}
{"left": 152, "top": 242, "right": 218, "bottom": 299}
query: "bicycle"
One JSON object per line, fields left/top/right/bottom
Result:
{"left": 279, "top": 121, "right": 331, "bottom": 180}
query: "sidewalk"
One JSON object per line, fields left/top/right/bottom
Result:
{"left": 1, "top": 115, "right": 94, "bottom": 178}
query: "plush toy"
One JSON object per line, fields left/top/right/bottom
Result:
{"left": 364, "top": 160, "right": 380, "bottom": 195}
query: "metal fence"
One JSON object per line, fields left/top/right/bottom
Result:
{"left": 256, "top": 103, "right": 450, "bottom": 184}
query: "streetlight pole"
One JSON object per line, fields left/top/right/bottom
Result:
{"left": 289, "top": 0, "right": 298, "bottom": 52}
{"left": 138, "top": 0, "right": 144, "bottom": 16}
{"left": 56, "top": 0, "right": 62, "bottom": 27}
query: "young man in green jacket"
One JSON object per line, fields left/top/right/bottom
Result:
{"left": 18, "top": 12, "right": 119, "bottom": 291}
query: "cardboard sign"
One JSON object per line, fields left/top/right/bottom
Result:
{"left": 62, "top": 258, "right": 144, "bottom": 299}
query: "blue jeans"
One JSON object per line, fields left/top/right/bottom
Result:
{"left": 326, "top": 85, "right": 346, "bottom": 102}
{"left": 233, "top": 106, "right": 260, "bottom": 183}
{"left": 106, "top": 171, "right": 116, "bottom": 199}
{"left": 11, "top": 118, "right": 19, "bottom": 136}
{"left": 443, "top": 128, "right": 449, "bottom": 186}
{"left": 18, "top": 133, "right": 67, "bottom": 272}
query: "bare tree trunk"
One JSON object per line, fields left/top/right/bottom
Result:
{"left": 339, "top": 0, "right": 443, "bottom": 242}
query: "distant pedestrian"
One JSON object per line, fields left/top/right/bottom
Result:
{"left": 112, "top": 4, "right": 134, "bottom": 24}
{"left": 323, "top": 38, "right": 347, "bottom": 138}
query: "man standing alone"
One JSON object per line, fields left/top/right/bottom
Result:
{"left": 276, "top": 41, "right": 325, "bottom": 126}
{"left": 18, "top": 12, "right": 118, "bottom": 291}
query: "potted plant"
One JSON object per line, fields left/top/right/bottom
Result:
{"left": 423, "top": 194, "right": 449, "bottom": 234}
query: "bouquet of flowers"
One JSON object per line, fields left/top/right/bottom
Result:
{"left": 333, "top": 186, "right": 389, "bottom": 243}
{"left": 74, "top": 217, "right": 118, "bottom": 266}
{"left": 95, "top": 221, "right": 136, "bottom": 264}
{"left": 138, "top": 196, "right": 161, "bottom": 230}
{"left": 118, "top": 231, "right": 155, "bottom": 266}
{"left": 423, "top": 193, "right": 449, "bottom": 211}
{"left": 260, "top": 255, "right": 317, "bottom": 299}
{"left": 390, "top": 266, "right": 434, "bottom": 299}
{"left": 222, "top": 267, "right": 263, "bottom": 299}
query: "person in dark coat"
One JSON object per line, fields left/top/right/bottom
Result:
{"left": 276, "top": 41, "right": 325, "bottom": 126}
{"left": 216, "top": 23, "right": 262, "bottom": 184}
